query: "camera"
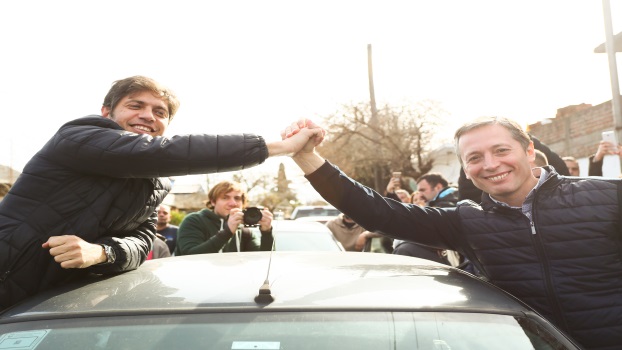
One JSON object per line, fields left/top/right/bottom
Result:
{"left": 243, "top": 207, "right": 263, "bottom": 227}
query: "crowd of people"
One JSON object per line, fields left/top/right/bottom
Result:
{"left": 1, "top": 75, "right": 621, "bottom": 349}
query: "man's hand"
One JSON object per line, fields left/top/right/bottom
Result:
{"left": 42, "top": 235, "right": 107, "bottom": 268}
{"left": 355, "top": 232, "right": 369, "bottom": 251}
{"left": 258, "top": 208, "right": 274, "bottom": 232}
{"left": 276, "top": 119, "right": 326, "bottom": 155}
{"left": 386, "top": 177, "right": 400, "bottom": 193}
{"left": 227, "top": 208, "right": 245, "bottom": 234}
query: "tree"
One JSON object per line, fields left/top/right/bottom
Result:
{"left": 317, "top": 100, "right": 447, "bottom": 192}
{"left": 243, "top": 163, "right": 298, "bottom": 214}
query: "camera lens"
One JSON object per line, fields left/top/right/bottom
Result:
{"left": 243, "top": 207, "right": 263, "bottom": 226}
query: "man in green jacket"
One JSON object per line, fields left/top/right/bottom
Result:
{"left": 176, "top": 180, "right": 273, "bottom": 254}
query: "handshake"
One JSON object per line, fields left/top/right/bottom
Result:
{"left": 272, "top": 119, "right": 326, "bottom": 158}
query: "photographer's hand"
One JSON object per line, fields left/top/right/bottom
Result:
{"left": 258, "top": 208, "right": 273, "bottom": 232}
{"left": 227, "top": 208, "right": 244, "bottom": 234}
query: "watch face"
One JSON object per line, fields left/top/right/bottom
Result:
{"left": 102, "top": 245, "right": 116, "bottom": 264}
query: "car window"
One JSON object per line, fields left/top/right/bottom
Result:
{"left": 0, "top": 312, "right": 575, "bottom": 350}
{"left": 272, "top": 231, "right": 342, "bottom": 251}
{"left": 291, "top": 207, "right": 340, "bottom": 219}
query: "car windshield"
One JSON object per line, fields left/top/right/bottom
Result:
{"left": 0, "top": 312, "right": 572, "bottom": 350}
{"left": 272, "top": 231, "right": 341, "bottom": 251}
{"left": 292, "top": 207, "right": 340, "bottom": 219}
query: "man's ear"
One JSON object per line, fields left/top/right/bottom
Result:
{"left": 526, "top": 141, "right": 536, "bottom": 163}
{"left": 101, "top": 106, "right": 111, "bottom": 118}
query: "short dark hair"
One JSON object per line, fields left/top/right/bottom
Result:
{"left": 416, "top": 173, "right": 448, "bottom": 188}
{"left": 103, "top": 76, "right": 180, "bottom": 120}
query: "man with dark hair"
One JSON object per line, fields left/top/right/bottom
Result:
{"left": 0, "top": 76, "right": 322, "bottom": 309}
{"left": 283, "top": 116, "right": 622, "bottom": 349}
{"left": 395, "top": 172, "right": 463, "bottom": 267}
{"left": 416, "top": 173, "right": 458, "bottom": 207}
{"left": 175, "top": 180, "right": 274, "bottom": 255}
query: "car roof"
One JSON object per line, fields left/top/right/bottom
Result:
{"left": 1, "top": 252, "right": 532, "bottom": 322}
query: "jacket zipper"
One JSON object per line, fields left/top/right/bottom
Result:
{"left": 0, "top": 238, "right": 41, "bottom": 283}
{"left": 529, "top": 194, "right": 569, "bottom": 331}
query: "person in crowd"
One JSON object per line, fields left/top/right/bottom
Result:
{"left": 410, "top": 191, "right": 426, "bottom": 206}
{"left": 588, "top": 139, "right": 621, "bottom": 177}
{"left": 283, "top": 116, "right": 622, "bottom": 349}
{"left": 325, "top": 214, "right": 368, "bottom": 252}
{"left": 562, "top": 156, "right": 580, "bottom": 176}
{"left": 175, "top": 181, "right": 274, "bottom": 254}
{"left": 459, "top": 134, "right": 569, "bottom": 202}
{"left": 533, "top": 149, "right": 548, "bottom": 168}
{"left": 156, "top": 204, "right": 178, "bottom": 254}
{"left": 0, "top": 76, "right": 322, "bottom": 310}
{"left": 395, "top": 173, "right": 467, "bottom": 268}
{"left": 415, "top": 173, "right": 458, "bottom": 207}
{"left": 394, "top": 189, "right": 411, "bottom": 203}
{"left": 147, "top": 234, "right": 171, "bottom": 260}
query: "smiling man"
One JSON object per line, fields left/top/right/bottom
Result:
{"left": 284, "top": 116, "right": 622, "bottom": 350}
{"left": 175, "top": 180, "right": 273, "bottom": 255}
{"left": 0, "top": 76, "right": 323, "bottom": 310}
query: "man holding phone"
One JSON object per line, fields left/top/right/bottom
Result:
{"left": 588, "top": 130, "right": 622, "bottom": 177}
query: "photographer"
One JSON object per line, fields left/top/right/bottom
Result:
{"left": 175, "top": 181, "right": 273, "bottom": 255}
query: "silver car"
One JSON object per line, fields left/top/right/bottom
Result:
{"left": 270, "top": 219, "right": 344, "bottom": 251}
{"left": 0, "top": 252, "right": 580, "bottom": 349}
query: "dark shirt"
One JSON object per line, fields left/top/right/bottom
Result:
{"left": 157, "top": 225, "right": 179, "bottom": 254}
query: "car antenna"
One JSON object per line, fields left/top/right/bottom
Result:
{"left": 255, "top": 233, "right": 275, "bottom": 304}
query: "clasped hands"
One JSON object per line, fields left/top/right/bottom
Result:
{"left": 278, "top": 118, "right": 326, "bottom": 157}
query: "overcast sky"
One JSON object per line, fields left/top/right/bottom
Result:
{"left": 1, "top": 0, "right": 620, "bottom": 201}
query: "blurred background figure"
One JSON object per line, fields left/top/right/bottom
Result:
{"left": 393, "top": 172, "right": 460, "bottom": 266}
{"left": 147, "top": 234, "right": 171, "bottom": 260}
{"left": 563, "top": 156, "right": 580, "bottom": 176}
{"left": 410, "top": 191, "right": 426, "bottom": 207}
{"left": 588, "top": 139, "right": 622, "bottom": 177}
{"left": 325, "top": 214, "right": 368, "bottom": 252}
{"left": 156, "top": 204, "right": 178, "bottom": 255}
{"left": 533, "top": 149, "right": 549, "bottom": 168}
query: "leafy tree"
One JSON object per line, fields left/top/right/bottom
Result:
{"left": 170, "top": 210, "right": 186, "bottom": 226}
{"left": 317, "top": 100, "right": 447, "bottom": 192}
{"left": 241, "top": 163, "right": 298, "bottom": 213}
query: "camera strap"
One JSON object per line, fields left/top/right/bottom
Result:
{"left": 235, "top": 224, "right": 243, "bottom": 253}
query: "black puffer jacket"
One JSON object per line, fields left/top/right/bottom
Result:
{"left": 0, "top": 116, "right": 268, "bottom": 309}
{"left": 308, "top": 162, "right": 622, "bottom": 350}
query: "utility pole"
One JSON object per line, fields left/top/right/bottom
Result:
{"left": 367, "top": 44, "right": 382, "bottom": 191}
{"left": 601, "top": 0, "right": 622, "bottom": 168}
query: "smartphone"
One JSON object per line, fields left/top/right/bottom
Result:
{"left": 392, "top": 172, "right": 401, "bottom": 189}
{"left": 602, "top": 131, "right": 617, "bottom": 145}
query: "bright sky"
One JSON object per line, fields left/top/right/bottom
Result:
{"left": 1, "top": 0, "right": 621, "bottom": 201}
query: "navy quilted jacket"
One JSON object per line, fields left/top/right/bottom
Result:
{"left": 0, "top": 116, "right": 268, "bottom": 309}
{"left": 308, "top": 161, "right": 622, "bottom": 350}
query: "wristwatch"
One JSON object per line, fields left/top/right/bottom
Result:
{"left": 99, "top": 244, "right": 116, "bottom": 265}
